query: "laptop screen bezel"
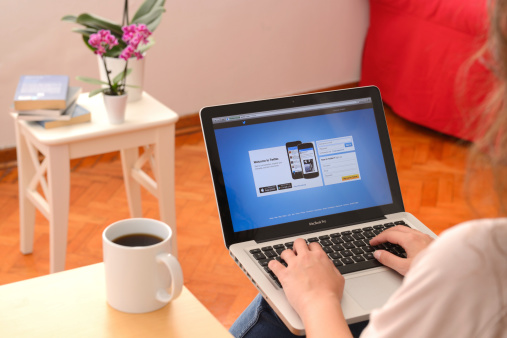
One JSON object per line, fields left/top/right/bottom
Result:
{"left": 200, "top": 86, "right": 404, "bottom": 248}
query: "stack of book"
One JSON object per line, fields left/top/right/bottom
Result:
{"left": 13, "top": 75, "right": 91, "bottom": 129}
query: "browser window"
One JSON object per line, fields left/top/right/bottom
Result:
{"left": 212, "top": 98, "right": 392, "bottom": 232}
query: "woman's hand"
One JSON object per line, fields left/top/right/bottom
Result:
{"left": 269, "top": 239, "right": 352, "bottom": 337}
{"left": 370, "top": 225, "right": 434, "bottom": 276}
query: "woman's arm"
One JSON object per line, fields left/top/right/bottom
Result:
{"left": 269, "top": 239, "right": 353, "bottom": 337}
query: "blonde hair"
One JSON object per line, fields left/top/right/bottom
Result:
{"left": 468, "top": 0, "right": 507, "bottom": 214}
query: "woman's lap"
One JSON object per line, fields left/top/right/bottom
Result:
{"left": 229, "top": 294, "right": 368, "bottom": 338}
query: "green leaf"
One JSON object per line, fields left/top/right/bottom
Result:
{"left": 145, "top": 15, "right": 163, "bottom": 33}
{"left": 125, "top": 84, "right": 140, "bottom": 88}
{"left": 76, "top": 13, "right": 123, "bottom": 36}
{"left": 112, "top": 68, "right": 133, "bottom": 84}
{"left": 131, "top": 0, "right": 165, "bottom": 23}
{"left": 103, "top": 43, "right": 127, "bottom": 58}
{"left": 111, "top": 82, "right": 119, "bottom": 91}
{"left": 71, "top": 28, "right": 97, "bottom": 36}
{"left": 132, "top": 8, "right": 165, "bottom": 27}
{"left": 89, "top": 88, "right": 107, "bottom": 97}
{"left": 76, "top": 76, "right": 110, "bottom": 85}
{"left": 61, "top": 15, "right": 78, "bottom": 22}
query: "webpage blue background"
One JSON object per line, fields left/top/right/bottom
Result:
{"left": 214, "top": 108, "right": 393, "bottom": 233}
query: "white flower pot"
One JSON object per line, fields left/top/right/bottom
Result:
{"left": 103, "top": 93, "right": 128, "bottom": 124}
{"left": 97, "top": 55, "right": 145, "bottom": 102}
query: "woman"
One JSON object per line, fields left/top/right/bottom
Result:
{"left": 230, "top": 0, "right": 507, "bottom": 336}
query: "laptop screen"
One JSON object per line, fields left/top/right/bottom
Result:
{"left": 201, "top": 87, "right": 404, "bottom": 247}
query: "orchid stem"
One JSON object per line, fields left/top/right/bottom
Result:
{"left": 102, "top": 56, "right": 114, "bottom": 94}
{"left": 123, "top": 0, "right": 129, "bottom": 26}
{"left": 122, "top": 59, "right": 129, "bottom": 94}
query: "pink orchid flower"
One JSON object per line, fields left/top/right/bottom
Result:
{"left": 120, "top": 24, "right": 152, "bottom": 60}
{"left": 88, "top": 30, "right": 119, "bottom": 56}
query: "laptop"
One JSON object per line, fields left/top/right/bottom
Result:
{"left": 200, "top": 86, "right": 437, "bottom": 335}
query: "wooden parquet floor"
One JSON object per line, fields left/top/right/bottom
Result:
{"left": 0, "top": 105, "right": 499, "bottom": 329}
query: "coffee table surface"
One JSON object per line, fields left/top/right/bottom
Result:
{"left": 0, "top": 263, "right": 231, "bottom": 337}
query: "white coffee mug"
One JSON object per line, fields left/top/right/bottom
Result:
{"left": 102, "top": 218, "right": 183, "bottom": 313}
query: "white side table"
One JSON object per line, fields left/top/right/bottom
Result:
{"left": 12, "top": 92, "right": 179, "bottom": 273}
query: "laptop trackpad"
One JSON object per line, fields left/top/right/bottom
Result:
{"left": 345, "top": 270, "right": 402, "bottom": 311}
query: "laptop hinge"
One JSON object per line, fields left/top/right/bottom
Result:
{"left": 254, "top": 216, "right": 387, "bottom": 244}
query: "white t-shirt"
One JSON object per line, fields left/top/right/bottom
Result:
{"left": 361, "top": 218, "right": 507, "bottom": 338}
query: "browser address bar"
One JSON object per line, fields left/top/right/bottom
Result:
{"left": 239, "top": 100, "right": 364, "bottom": 120}
{"left": 211, "top": 98, "right": 372, "bottom": 124}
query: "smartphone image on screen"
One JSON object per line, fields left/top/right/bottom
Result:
{"left": 298, "top": 142, "right": 319, "bottom": 179}
{"left": 286, "top": 141, "right": 303, "bottom": 179}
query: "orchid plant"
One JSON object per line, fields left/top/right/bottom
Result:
{"left": 76, "top": 24, "right": 152, "bottom": 97}
{"left": 63, "top": 0, "right": 164, "bottom": 57}
{"left": 63, "top": 0, "right": 164, "bottom": 96}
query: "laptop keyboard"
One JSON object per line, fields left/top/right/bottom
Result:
{"left": 249, "top": 221, "right": 409, "bottom": 288}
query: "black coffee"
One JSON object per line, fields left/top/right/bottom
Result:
{"left": 112, "top": 233, "right": 164, "bottom": 247}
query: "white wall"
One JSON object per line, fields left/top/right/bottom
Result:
{"left": 0, "top": 0, "right": 369, "bottom": 149}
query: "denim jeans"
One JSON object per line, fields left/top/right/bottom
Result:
{"left": 230, "top": 294, "right": 369, "bottom": 338}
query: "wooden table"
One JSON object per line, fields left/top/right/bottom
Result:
{"left": 12, "top": 92, "right": 179, "bottom": 273}
{"left": 0, "top": 263, "right": 232, "bottom": 338}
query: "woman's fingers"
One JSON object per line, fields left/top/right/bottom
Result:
{"left": 292, "top": 238, "right": 309, "bottom": 255}
{"left": 268, "top": 258, "right": 285, "bottom": 275}
{"left": 369, "top": 225, "right": 412, "bottom": 247}
{"left": 373, "top": 250, "right": 410, "bottom": 276}
{"left": 280, "top": 238, "right": 307, "bottom": 264}
{"left": 369, "top": 226, "right": 434, "bottom": 276}
{"left": 280, "top": 247, "right": 296, "bottom": 264}
{"left": 308, "top": 241, "right": 323, "bottom": 251}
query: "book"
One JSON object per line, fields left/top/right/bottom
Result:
{"left": 14, "top": 75, "right": 70, "bottom": 111}
{"left": 16, "top": 87, "right": 82, "bottom": 119}
{"left": 36, "top": 104, "right": 91, "bottom": 129}
{"left": 18, "top": 102, "right": 78, "bottom": 121}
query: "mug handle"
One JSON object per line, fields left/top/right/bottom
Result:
{"left": 155, "top": 253, "right": 184, "bottom": 303}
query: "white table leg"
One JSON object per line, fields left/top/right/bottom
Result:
{"left": 120, "top": 147, "right": 143, "bottom": 218}
{"left": 47, "top": 145, "right": 70, "bottom": 273}
{"left": 154, "top": 125, "right": 177, "bottom": 257}
{"left": 15, "top": 124, "right": 37, "bottom": 254}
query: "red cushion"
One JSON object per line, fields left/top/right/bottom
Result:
{"left": 359, "top": 0, "right": 493, "bottom": 140}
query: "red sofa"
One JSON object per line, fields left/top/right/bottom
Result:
{"left": 359, "top": 0, "right": 494, "bottom": 141}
